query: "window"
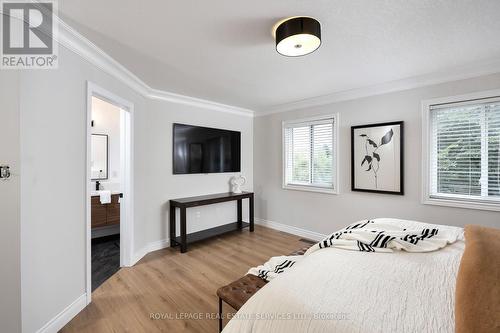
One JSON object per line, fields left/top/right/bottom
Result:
{"left": 423, "top": 93, "right": 500, "bottom": 211}
{"left": 283, "top": 115, "right": 338, "bottom": 193}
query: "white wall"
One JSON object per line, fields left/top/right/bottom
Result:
{"left": 0, "top": 72, "right": 22, "bottom": 333}
{"left": 19, "top": 45, "right": 253, "bottom": 332}
{"left": 91, "top": 96, "right": 121, "bottom": 185}
{"left": 254, "top": 73, "right": 500, "bottom": 236}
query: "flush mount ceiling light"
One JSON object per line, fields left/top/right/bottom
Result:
{"left": 273, "top": 16, "right": 321, "bottom": 57}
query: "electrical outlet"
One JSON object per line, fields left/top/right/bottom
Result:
{"left": 196, "top": 211, "right": 201, "bottom": 218}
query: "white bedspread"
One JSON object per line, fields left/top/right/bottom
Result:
{"left": 223, "top": 220, "right": 465, "bottom": 333}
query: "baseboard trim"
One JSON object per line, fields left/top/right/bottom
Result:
{"left": 255, "top": 218, "right": 326, "bottom": 241}
{"left": 36, "top": 293, "right": 87, "bottom": 333}
{"left": 131, "top": 239, "right": 170, "bottom": 266}
{"left": 37, "top": 237, "right": 170, "bottom": 332}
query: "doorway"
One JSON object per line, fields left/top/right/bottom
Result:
{"left": 86, "top": 82, "right": 134, "bottom": 303}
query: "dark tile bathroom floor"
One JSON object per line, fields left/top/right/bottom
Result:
{"left": 91, "top": 235, "right": 120, "bottom": 291}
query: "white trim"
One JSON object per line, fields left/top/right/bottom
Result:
{"left": 422, "top": 196, "right": 500, "bottom": 212}
{"left": 131, "top": 239, "right": 170, "bottom": 266}
{"left": 421, "top": 89, "right": 500, "bottom": 212}
{"left": 148, "top": 88, "right": 255, "bottom": 117}
{"left": 119, "top": 104, "right": 135, "bottom": 268}
{"left": 255, "top": 218, "right": 326, "bottom": 241}
{"left": 422, "top": 89, "right": 500, "bottom": 109}
{"left": 259, "top": 58, "right": 500, "bottom": 116}
{"left": 85, "top": 84, "right": 92, "bottom": 305}
{"left": 282, "top": 113, "right": 340, "bottom": 195}
{"left": 55, "top": 18, "right": 254, "bottom": 117}
{"left": 422, "top": 97, "right": 432, "bottom": 208}
{"left": 282, "top": 184, "right": 338, "bottom": 195}
{"left": 86, "top": 82, "right": 135, "bottom": 307}
{"left": 58, "top": 20, "right": 149, "bottom": 96}
{"left": 88, "top": 81, "right": 136, "bottom": 112}
{"left": 36, "top": 294, "right": 87, "bottom": 333}
{"left": 282, "top": 115, "right": 335, "bottom": 126}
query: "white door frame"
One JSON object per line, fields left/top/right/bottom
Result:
{"left": 86, "top": 81, "right": 134, "bottom": 304}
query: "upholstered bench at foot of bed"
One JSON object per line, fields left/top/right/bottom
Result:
{"left": 216, "top": 244, "right": 313, "bottom": 332}
{"left": 288, "top": 245, "right": 312, "bottom": 256}
{"left": 217, "top": 274, "right": 267, "bottom": 311}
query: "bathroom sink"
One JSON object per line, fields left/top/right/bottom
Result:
{"left": 90, "top": 190, "right": 121, "bottom": 196}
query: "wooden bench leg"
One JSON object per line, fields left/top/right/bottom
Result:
{"left": 219, "top": 297, "right": 223, "bottom": 332}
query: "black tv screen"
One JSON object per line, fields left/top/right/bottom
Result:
{"left": 173, "top": 123, "right": 241, "bottom": 174}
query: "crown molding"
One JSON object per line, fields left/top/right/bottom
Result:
{"left": 53, "top": 16, "right": 499, "bottom": 119}
{"left": 257, "top": 58, "right": 500, "bottom": 116}
{"left": 148, "top": 88, "right": 255, "bottom": 116}
{"left": 55, "top": 18, "right": 255, "bottom": 117}
{"left": 57, "top": 18, "right": 151, "bottom": 96}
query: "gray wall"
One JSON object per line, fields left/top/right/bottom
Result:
{"left": 19, "top": 46, "right": 253, "bottom": 332}
{"left": 0, "top": 72, "right": 21, "bottom": 332}
{"left": 20, "top": 47, "right": 145, "bottom": 332}
{"left": 135, "top": 99, "right": 253, "bottom": 249}
{"left": 254, "top": 73, "right": 500, "bottom": 235}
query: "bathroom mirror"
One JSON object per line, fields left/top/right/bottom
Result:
{"left": 91, "top": 134, "right": 108, "bottom": 180}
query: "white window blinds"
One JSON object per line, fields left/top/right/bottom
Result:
{"left": 429, "top": 98, "right": 500, "bottom": 202}
{"left": 284, "top": 117, "right": 335, "bottom": 190}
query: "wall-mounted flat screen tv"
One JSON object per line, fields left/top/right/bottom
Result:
{"left": 173, "top": 123, "right": 241, "bottom": 174}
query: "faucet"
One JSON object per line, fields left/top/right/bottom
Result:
{"left": 95, "top": 181, "right": 101, "bottom": 191}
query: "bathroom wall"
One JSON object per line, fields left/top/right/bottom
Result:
{"left": 91, "top": 96, "right": 122, "bottom": 189}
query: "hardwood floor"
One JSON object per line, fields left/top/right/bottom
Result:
{"left": 61, "top": 226, "right": 308, "bottom": 333}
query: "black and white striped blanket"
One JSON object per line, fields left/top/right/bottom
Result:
{"left": 248, "top": 218, "right": 462, "bottom": 281}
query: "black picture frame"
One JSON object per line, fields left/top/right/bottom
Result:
{"left": 351, "top": 121, "right": 404, "bottom": 195}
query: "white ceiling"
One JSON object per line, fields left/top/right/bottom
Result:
{"left": 59, "top": 0, "right": 500, "bottom": 112}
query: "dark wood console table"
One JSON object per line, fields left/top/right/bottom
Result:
{"left": 169, "top": 192, "right": 254, "bottom": 253}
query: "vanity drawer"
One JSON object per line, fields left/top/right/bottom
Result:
{"left": 107, "top": 194, "right": 120, "bottom": 225}
{"left": 91, "top": 196, "right": 108, "bottom": 228}
{"left": 91, "top": 194, "right": 121, "bottom": 228}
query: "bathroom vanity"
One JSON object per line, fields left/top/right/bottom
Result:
{"left": 90, "top": 133, "right": 121, "bottom": 229}
{"left": 91, "top": 193, "right": 121, "bottom": 228}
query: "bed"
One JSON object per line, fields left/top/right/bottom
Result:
{"left": 221, "top": 219, "right": 498, "bottom": 333}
